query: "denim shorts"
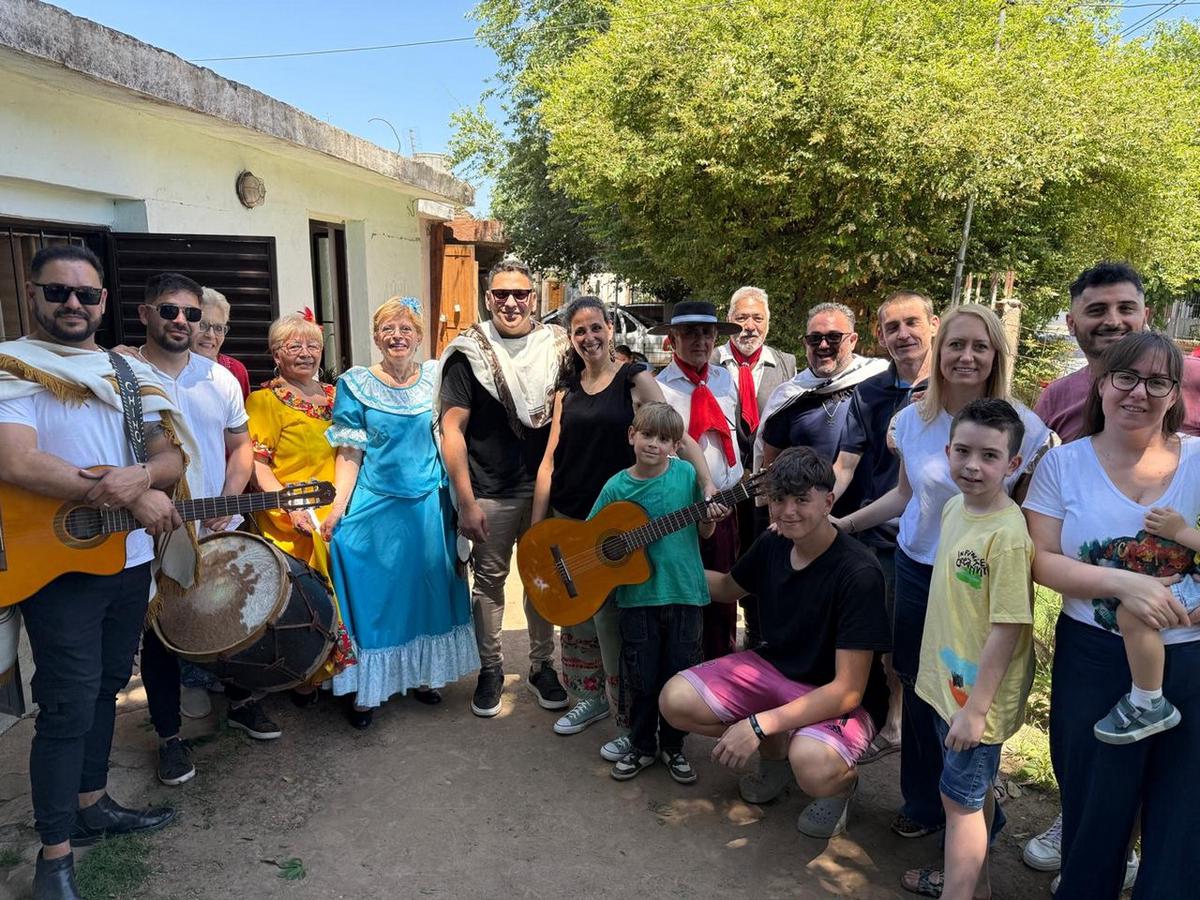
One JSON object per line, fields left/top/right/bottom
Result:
{"left": 933, "top": 716, "right": 1002, "bottom": 811}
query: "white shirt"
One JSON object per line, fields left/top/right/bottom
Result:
{"left": 657, "top": 360, "right": 745, "bottom": 490}
{"left": 0, "top": 393, "right": 161, "bottom": 567}
{"left": 1023, "top": 436, "right": 1200, "bottom": 645}
{"left": 891, "top": 401, "right": 1054, "bottom": 565}
{"left": 715, "top": 343, "right": 768, "bottom": 394}
{"left": 145, "top": 352, "right": 248, "bottom": 531}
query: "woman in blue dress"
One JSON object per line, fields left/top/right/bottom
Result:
{"left": 322, "top": 297, "right": 479, "bottom": 728}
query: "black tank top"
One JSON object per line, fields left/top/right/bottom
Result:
{"left": 549, "top": 362, "right": 641, "bottom": 519}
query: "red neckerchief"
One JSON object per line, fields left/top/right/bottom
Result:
{"left": 729, "top": 344, "right": 763, "bottom": 432}
{"left": 673, "top": 355, "right": 736, "bottom": 466}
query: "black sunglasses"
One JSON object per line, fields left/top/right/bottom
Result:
{"left": 491, "top": 288, "right": 532, "bottom": 301}
{"left": 34, "top": 282, "right": 104, "bottom": 306}
{"left": 804, "top": 331, "right": 848, "bottom": 348}
{"left": 149, "top": 303, "right": 203, "bottom": 323}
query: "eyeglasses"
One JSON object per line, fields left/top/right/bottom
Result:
{"left": 1109, "top": 369, "right": 1177, "bottom": 398}
{"left": 279, "top": 342, "right": 322, "bottom": 356}
{"left": 34, "top": 283, "right": 104, "bottom": 306}
{"left": 377, "top": 325, "right": 417, "bottom": 338}
{"left": 804, "top": 331, "right": 848, "bottom": 348}
{"left": 149, "top": 303, "right": 203, "bottom": 323}
{"left": 491, "top": 288, "right": 532, "bottom": 302}
{"left": 198, "top": 321, "right": 229, "bottom": 336}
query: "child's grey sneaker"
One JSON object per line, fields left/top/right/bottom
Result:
{"left": 610, "top": 749, "right": 656, "bottom": 781}
{"left": 553, "top": 697, "right": 610, "bottom": 735}
{"left": 738, "top": 757, "right": 792, "bottom": 804}
{"left": 659, "top": 750, "right": 697, "bottom": 784}
{"left": 795, "top": 780, "right": 856, "bottom": 839}
{"left": 600, "top": 734, "right": 632, "bottom": 762}
{"left": 1094, "top": 694, "right": 1181, "bottom": 744}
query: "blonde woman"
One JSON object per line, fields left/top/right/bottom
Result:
{"left": 827, "top": 304, "right": 1054, "bottom": 895}
{"left": 321, "top": 298, "right": 479, "bottom": 728}
{"left": 246, "top": 310, "right": 354, "bottom": 690}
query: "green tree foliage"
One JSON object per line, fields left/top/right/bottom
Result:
{"left": 459, "top": 1, "right": 1200, "bottom": 353}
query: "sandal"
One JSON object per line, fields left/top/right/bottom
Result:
{"left": 901, "top": 865, "right": 943, "bottom": 898}
{"left": 857, "top": 732, "right": 900, "bottom": 765}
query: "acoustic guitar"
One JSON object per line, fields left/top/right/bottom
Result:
{"left": 0, "top": 469, "right": 334, "bottom": 606}
{"left": 518, "top": 470, "right": 768, "bottom": 627}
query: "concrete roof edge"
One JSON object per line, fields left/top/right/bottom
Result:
{"left": 0, "top": 0, "right": 475, "bottom": 206}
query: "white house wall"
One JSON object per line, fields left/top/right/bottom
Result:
{"left": 0, "top": 66, "right": 439, "bottom": 366}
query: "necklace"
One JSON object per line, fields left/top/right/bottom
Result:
{"left": 820, "top": 391, "right": 847, "bottom": 424}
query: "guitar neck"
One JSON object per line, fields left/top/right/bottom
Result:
{"left": 624, "top": 480, "right": 755, "bottom": 551}
{"left": 100, "top": 490, "right": 296, "bottom": 535}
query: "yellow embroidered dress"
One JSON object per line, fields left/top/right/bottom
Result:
{"left": 246, "top": 378, "right": 354, "bottom": 677}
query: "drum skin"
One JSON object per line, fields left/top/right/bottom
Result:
{"left": 154, "top": 532, "right": 336, "bottom": 692}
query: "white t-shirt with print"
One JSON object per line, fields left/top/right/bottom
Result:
{"left": 892, "top": 401, "right": 1054, "bottom": 565}
{"left": 1023, "top": 435, "right": 1200, "bottom": 645}
{"left": 0, "top": 393, "right": 161, "bottom": 567}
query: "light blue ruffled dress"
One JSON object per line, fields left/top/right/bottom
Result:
{"left": 327, "top": 362, "right": 479, "bottom": 706}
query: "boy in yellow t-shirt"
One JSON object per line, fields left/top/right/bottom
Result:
{"left": 915, "top": 399, "right": 1035, "bottom": 900}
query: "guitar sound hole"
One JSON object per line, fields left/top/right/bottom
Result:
{"left": 600, "top": 536, "right": 627, "bottom": 562}
{"left": 64, "top": 507, "right": 104, "bottom": 541}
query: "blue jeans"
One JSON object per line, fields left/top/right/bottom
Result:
{"left": 934, "top": 718, "right": 1002, "bottom": 811}
{"left": 1051, "top": 615, "right": 1200, "bottom": 899}
{"left": 620, "top": 604, "right": 703, "bottom": 756}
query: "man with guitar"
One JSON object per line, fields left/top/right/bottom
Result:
{"left": 654, "top": 301, "right": 743, "bottom": 660}
{"left": 124, "top": 272, "right": 280, "bottom": 790}
{"left": 0, "top": 245, "right": 183, "bottom": 900}
{"left": 660, "top": 447, "right": 891, "bottom": 840}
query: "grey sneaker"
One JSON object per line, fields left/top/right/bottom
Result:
{"left": 227, "top": 700, "right": 282, "bottom": 740}
{"left": 554, "top": 696, "right": 610, "bottom": 735}
{"left": 738, "top": 757, "right": 792, "bottom": 804}
{"left": 610, "top": 749, "right": 656, "bottom": 781}
{"left": 1023, "top": 813, "right": 1063, "bottom": 871}
{"left": 600, "top": 734, "right": 632, "bottom": 762}
{"left": 1049, "top": 853, "right": 1139, "bottom": 894}
{"left": 796, "top": 780, "right": 856, "bottom": 839}
{"left": 180, "top": 686, "right": 212, "bottom": 720}
{"left": 157, "top": 738, "right": 195, "bottom": 786}
{"left": 1094, "top": 694, "right": 1181, "bottom": 744}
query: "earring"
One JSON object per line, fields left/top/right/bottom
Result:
{"left": 609, "top": 339, "right": 616, "bottom": 362}
{"left": 272, "top": 365, "right": 280, "bottom": 380}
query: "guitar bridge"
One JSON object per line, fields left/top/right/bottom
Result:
{"left": 549, "top": 545, "right": 578, "bottom": 598}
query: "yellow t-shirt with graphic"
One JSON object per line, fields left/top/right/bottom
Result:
{"left": 916, "top": 494, "right": 1035, "bottom": 745}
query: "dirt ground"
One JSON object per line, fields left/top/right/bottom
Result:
{"left": 0, "top": 574, "right": 1061, "bottom": 900}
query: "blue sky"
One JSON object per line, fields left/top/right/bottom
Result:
{"left": 47, "top": 2, "right": 1200, "bottom": 218}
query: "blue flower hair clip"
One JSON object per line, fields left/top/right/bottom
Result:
{"left": 399, "top": 296, "right": 422, "bottom": 316}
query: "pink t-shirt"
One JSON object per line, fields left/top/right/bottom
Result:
{"left": 1034, "top": 356, "right": 1200, "bottom": 443}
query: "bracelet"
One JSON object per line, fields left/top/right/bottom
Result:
{"left": 846, "top": 514, "right": 857, "bottom": 534}
{"left": 748, "top": 713, "right": 766, "bottom": 741}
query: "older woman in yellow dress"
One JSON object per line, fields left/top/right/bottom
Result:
{"left": 245, "top": 310, "right": 354, "bottom": 689}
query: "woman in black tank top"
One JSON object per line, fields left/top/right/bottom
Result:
{"left": 532, "top": 297, "right": 714, "bottom": 752}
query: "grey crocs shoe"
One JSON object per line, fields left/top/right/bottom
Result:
{"left": 796, "top": 781, "right": 857, "bottom": 839}
{"left": 1094, "top": 694, "right": 1181, "bottom": 745}
{"left": 738, "top": 757, "right": 793, "bottom": 804}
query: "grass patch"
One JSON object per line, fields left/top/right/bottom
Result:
{"left": 76, "top": 836, "right": 151, "bottom": 899}
{"left": 1004, "top": 586, "right": 1063, "bottom": 795}
{"left": 0, "top": 847, "right": 21, "bottom": 867}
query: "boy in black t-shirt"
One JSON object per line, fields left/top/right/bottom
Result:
{"left": 660, "top": 446, "right": 891, "bottom": 839}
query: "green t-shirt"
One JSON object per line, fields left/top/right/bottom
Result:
{"left": 588, "top": 458, "right": 710, "bottom": 609}
{"left": 916, "top": 494, "right": 1035, "bottom": 744}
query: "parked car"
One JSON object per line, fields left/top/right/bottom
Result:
{"left": 541, "top": 305, "right": 671, "bottom": 369}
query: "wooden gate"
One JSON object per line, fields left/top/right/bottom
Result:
{"left": 434, "top": 244, "right": 479, "bottom": 356}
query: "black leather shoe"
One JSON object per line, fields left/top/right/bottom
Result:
{"left": 346, "top": 701, "right": 374, "bottom": 730}
{"left": 69, "top": 794, "right": 175, "bottom": 847}
{"left": 413, "top": 687, "right": 442, "bottom": 705}
{"left": 33, "top": 851, "right": 82, "bottom": 900}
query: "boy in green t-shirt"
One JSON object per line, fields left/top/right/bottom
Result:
{"left": 913, "top": 399, "right": 1035, "bottom": 900}
{"left": 588, "top": 402, "right": 725, "bottom": 783}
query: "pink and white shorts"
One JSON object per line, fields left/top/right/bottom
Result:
{"left": 680, "top": 650, "right": 876, "bottom": 768}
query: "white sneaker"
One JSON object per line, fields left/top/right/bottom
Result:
{"left": 180, "top": 686, "right": 213, "bottom": 720}
{"left": 1024, "top": 813, "right": 1063, "bottom": 871}
{"left": 553, "top": 697, "right": 610, "bottom": 735}
{"left": 600, "top": 734, "right": 632, "bottom": 762}
{"left": 1047, "top": 850, "right": 1138, "bottom": 894}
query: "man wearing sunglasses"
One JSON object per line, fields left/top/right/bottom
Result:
{"left": 436, "top": 257, "right": 571, "bottom": 719}
{"left": 0, "top": 245, "right": 192, "bottom": 900}
{"left": 122, "top": 273, "right": 274, "bottom": 788}
{"left": 755, "top": 303, "right": 888, "bottom": 491}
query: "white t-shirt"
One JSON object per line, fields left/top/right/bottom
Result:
{"left": 0, "top": 393, "right": 161, "bottom": 567}
{"left": 892, "top": 401, "right": 1054, "bottom": 565}
{"left": 148, "top": 352, "right": 248, "bottom": 500}
{"left": 657, "top": 360, "right": 745, "bottom": 490}
{"left": 1023, "top": 436, "right": 1200, "bottom": 645}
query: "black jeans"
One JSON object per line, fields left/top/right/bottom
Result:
{"left": 620, "top": 604, "right": 703, "bottom": 757}
{"left": 20, "top": 565, "right": 151, "bottom": 845}
{"left": 1051, "top": 615, "right": 1200, "bottom": 900}
{"left": 141, "top": 628, "right": 251, "bottom": 740}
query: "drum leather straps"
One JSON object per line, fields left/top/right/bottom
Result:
{"left": 107, "top": 350, "right": 148, "bottom": 465}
